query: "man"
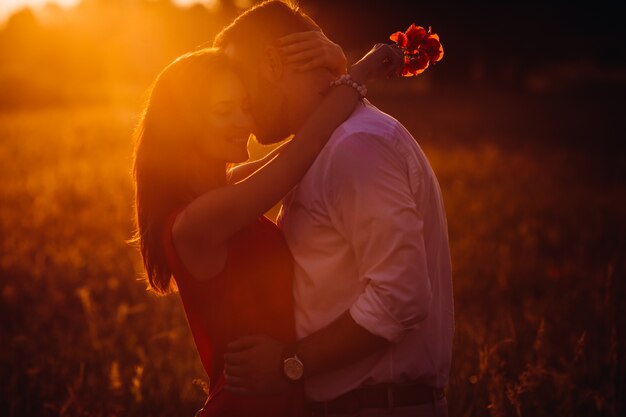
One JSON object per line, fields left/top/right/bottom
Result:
{"left": 217, "top": 1, "right": 454, "bottom": 416}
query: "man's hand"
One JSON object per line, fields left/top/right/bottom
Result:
{"left": 223, "top": 335, "right": 290, "bottom": 395}
{"left": 224, "top": 312, "right": 387, "bottom": 396}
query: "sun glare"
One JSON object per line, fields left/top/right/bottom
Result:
{"left": 0, "top": 0, "right": 219, "bottom": 23}
{"left": 173, "top": 0, "right": 219, "bottom": 7}
{"left": 0, "top": 0, "right": 77, "bottom": 22}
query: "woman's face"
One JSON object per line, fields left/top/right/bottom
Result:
{"left": 202, "top": 70, "right": 254, "bottom": 163}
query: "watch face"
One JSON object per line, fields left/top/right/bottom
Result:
{"left": 283, "top": 356, "right": 304, "bottom": 381}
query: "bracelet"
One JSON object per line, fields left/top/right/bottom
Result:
{"left": 329, "top": 73, "right": 367, "bottom": 98}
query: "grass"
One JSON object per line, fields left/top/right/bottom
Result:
{"left": 0, "top": 100, "right": 624, "bottom": 417}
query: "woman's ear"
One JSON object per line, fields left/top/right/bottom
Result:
{"left": 260, "top": 45, "right": 284, "bottom": 82}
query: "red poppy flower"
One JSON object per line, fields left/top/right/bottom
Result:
{"left": 421, "top": 33, "right": 444, "bottom": 63}
{"left": 405, "top": 54, "right": 430, "bottom": 76}
{"left": 389, "top": 31, "right": 407, "bottom": 48}
{"left": 405, "top": 24, "right": 427, "bottom": 53}
{"left": 389, "top": 23, "right": 444, "bottom": 77}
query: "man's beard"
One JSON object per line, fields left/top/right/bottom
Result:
{"left": 253, "top": 104, "right": 291, "bottom": 145}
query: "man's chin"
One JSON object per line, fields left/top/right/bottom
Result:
{"left": 252, "top": 96, "right": 292, "bottom": 145}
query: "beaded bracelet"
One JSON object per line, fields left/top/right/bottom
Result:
{"left": 329, "top": 74, "right": 367, "bottom": 98}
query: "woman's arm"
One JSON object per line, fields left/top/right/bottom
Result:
{"left": 174, "top": 43, "right": 404, "bottom": 274}
{"left": 227, "top": 140, "right": 290, "bottom": 184}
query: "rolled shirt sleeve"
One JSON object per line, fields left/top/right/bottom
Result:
{"left": 325, "top": 132, "right": 432, "bottom": 343}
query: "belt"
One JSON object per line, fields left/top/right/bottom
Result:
{"left": 308, "top": 382, "right": 445, "bottom": 414}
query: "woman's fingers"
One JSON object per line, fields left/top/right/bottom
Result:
{"left": 277, "top": 30, "right": 322, "bottom": 46}
{"left": 294, "top": 57, "right": 327, "bottom": 72}
{"left": 281, "top": 45, "right": 341, "bottom": 73}
{"left": 370, "top": 44, "right": 404, "bottom": 78}
{"left": 385, "top": 45, "right": 405, "bottom": 76}
{"left": 350, "top": 43, "right": 406, "bottom": 83}
{"left": 284, "top": 48, "right": 322, "bottom": 64}
{"left": 278, "top": 30, "right": 346, "bottom": 75}
{"left": 281, "top": 40, "right": 321, "bottom": 60}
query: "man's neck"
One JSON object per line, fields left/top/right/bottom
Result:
{"left": 287, "top": 69, "right": 335, "bottom": 132}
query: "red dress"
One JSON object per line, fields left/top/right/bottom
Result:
{"left": 163, "top": 213, "right": 305, "bottom": 417}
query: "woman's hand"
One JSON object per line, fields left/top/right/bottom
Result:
{"left": 349, "top": 43, "right": 405, "bottom": 85}
{"left": 278, "top": 31, "right": 347, "bottom": 75}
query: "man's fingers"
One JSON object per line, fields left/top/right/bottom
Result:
{"left": 223, "top": 362, "right": 249, "bottom": 378}
{"left": 227, "top": 336, "right": 261, "bottom": 352}
{"left": 224, "top": 384, "right": 251, "bottom": 396}
{"left": 224, "top": 374, "right": 249, "bottom": 388}
{"left": 224, "top": 351, "right": 246, "bottom": 366}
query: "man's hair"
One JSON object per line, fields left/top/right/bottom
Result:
{"left": 213, "top": 0, "right": 321, "bottom": 55}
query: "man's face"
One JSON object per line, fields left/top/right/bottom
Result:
{"left": 225, "top": 43, "right": 292, "bottom": 145}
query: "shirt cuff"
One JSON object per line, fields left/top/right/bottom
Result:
{"left": 349, "top": 285, "right": 408, "bottom": 343}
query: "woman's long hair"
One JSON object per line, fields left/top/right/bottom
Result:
{"left": 131, "top": 48, "right": 233, "bottom": 294}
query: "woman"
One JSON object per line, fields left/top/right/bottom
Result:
{"left": 131, "top": 32, "right": 403, "bottom": 416}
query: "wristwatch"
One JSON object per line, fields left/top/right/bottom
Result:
{"left": 282, "top": 345, "right": 304, "bottom": 382}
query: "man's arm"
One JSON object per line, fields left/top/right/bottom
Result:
{"left": 224, "top": 311, "right": 386, "bottom": 394}
{"left": 289, "top": 311, "right": 388, "bottom": 377}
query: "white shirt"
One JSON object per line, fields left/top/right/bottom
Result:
{"left": 277, "top": 101, "right": 454, "bottom": 401}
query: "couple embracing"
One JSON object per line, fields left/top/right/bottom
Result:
{"left": 132, "top": 1, "right": 454, "bottom": 416}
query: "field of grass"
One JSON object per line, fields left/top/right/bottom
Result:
{"left": 1, "top": 100, "right": 624, "bottom": 417}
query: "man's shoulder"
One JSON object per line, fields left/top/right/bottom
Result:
{"left": 335, "top": 101, "right": 404, "bottom": 140}
{"left": 326, "top": 101, "right": 416, "bottom": 162}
